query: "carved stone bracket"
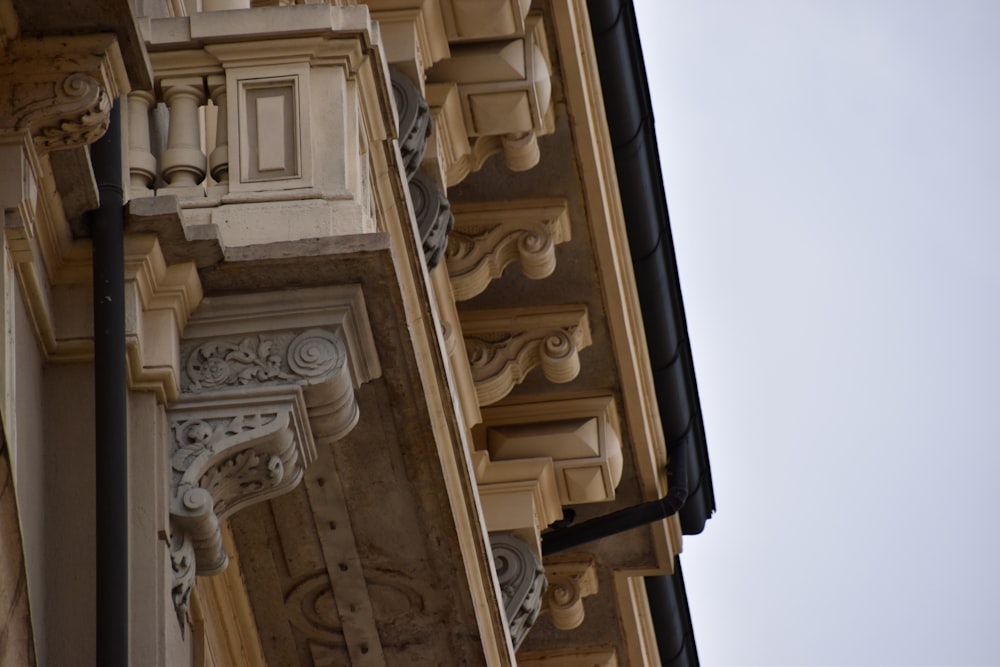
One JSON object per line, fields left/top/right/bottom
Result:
{"left": 391, "top": 67, "right": 432, "bottom": 180}
{"left": 479, "top": 395, "right": 625, "bottom": 505}
{"left": 542, "top": 556, "right": 598, "bottom": 631}
{"left": 390, "top": 67, "right": 456, "bottom": 270}
{"left": 446, "top": 198, "right": 570, "bottom": 300}
{"left": 426, "top": 14, "right": 554, "bottom": 174}
{"left": 490, "top": 532, "right": 546, "bottom": 651}
{"left": 409, "top": 168, "right": 455, "bottom": 270}
{"left": 168, "top": 387, "right": 315, "bottom": 624}
{"left": 0, "top": 34, "right": 129, "bottom": 152}
{"left": 461, "top": 306, "right": 591, "bottom": 406}
{"left": 166, "top": 286, "right": 381, "bottom": 628}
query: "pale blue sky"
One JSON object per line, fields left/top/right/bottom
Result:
{"left": 633, "top": 2, "right": 1000, "bottom": 665}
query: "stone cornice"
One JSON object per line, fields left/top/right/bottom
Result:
{"left": 549, "top": 0, "right": 680, "bottom": 565}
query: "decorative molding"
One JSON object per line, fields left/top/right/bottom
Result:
{"left": 284, "top": 571, "right": 345, "bottom": 647}
{"left": 0, "top": 34, "right": 130, "bottom": 152}
{"left": 542, "top": 556, "right": 598, "bottom": 631}
{"left": 409, "top": 168, "right": 454, "bottom": 270}
{"left": 473, "top": 450, "right": 563, "bottom": 553}
{"left": 179, "top": 285, "right": 381, "bottom": 392}
{"left": 480, "top": 395, "right": 624, "bottom": 505}
{"left": 490, "top": 531, "right": 546, "bottom": 651}
{"left": 143, "top": 7, "right": 396, "bottom": 246}
{"left": 370, "top": 3, "right": 450, "bottom": 82}
{"left": 167, "top": 286, "right": 380, "bottom": 628}
{"left": 461, "top": 306, "right": 591, "bottom": 406}
{"left": 391, "top": 67, "right": 432, "bottom": 179}
{"left": 425, "top": 82, "right": 473, "bottom": 187}
{"left": 426, "top": 14, "right": 554, "bottom": 173}
{"left": 169, "top": 388, "right": 316, "bottom": 627}
{"left": 440, "top": 0, "right": 531, "bottom": 42}
{"left": 392, "top": 66, "right": 457, "bottom": 271}
{"left": 430, "top": 264, "right": 481, "bottom": 426}
{"left": 550, "top": 0, "right": 680, "bottom": 565}
{"left": 446, "top": 198, "right": 570, "bottom": 300}
{"left": 517, "top": 647, "right": 619, "bottom": 667}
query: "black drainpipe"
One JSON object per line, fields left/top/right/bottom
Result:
{"left": 542, "top": 440, "right": 688, "bottom": 556}
{"left": 89, "top": 100, "right": 128, "bottom": 667}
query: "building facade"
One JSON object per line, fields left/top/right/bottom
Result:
{"left": 0, "top": 0, "right": 713, "bottom": 664}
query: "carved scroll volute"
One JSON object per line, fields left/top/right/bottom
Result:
{"left": 446, "top": 199, "right": 571, "bottom": 301}
{"left": 1, "top": 34, "right": 129, "bottom": 152}
{"left": 462, "top": 306, "right": 592, "bottom": 406}
{"left": 170, "top": 398, "right": 310, "bottom": 574}
{"left": 391, "top": 67, "right": 432, "bottom": 180}
{"left": 409, "top": 169, "right": 455, "bottom": 271}
{"left": 491, "top": 532, "right": 547, "bottom": 651}
{"left": 168, "top": 327, "right": 360, "bottom": 627}
{"left": 542, "top": 557, "right": 598, "bottom": 631}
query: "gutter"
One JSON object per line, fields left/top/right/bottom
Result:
{"left": 646, "top": 557, "right": 698, "bottom": 667}
{"left": 89, "top": 100, "right": 129, "bottom": 667}
{"left": 542, "top": 440, "right": 688, "bottom": 556}
{"left": 539, "top": 2, "right": 715, "bottom": 665}
{"left": 586, "top": 0, "right": 715, "bottom": 537}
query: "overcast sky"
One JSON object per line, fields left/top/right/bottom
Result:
{"left": 632, "top": 2, "right": 1000, "bottom": 665}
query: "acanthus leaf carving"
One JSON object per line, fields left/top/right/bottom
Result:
{"left": 166, "top": 286, "right": 380, "bottom": 632}
{"left": 1, "top": 34, "right": 127, "bottom": 152}
{"left": 182, "top": 329, "right": 348, "bottom": 394}
{"left": 168, "top": 400, "right": 310, "bottom": 582}
{"left": 446, "top": 198, "right": 571, "bottom": 301}
{"left": 490, "top": 532, "right": 546, "bottom": 651}
{"left": 462, "top": 306, "right": 592, "bottom": 406}
{"left": 168, "top": 328, "right": 357, "bottom": 630}
{"left": 170, "top": 534, "right": 197, "bottom": 633}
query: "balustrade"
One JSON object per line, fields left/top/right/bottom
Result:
{"left": 160, "top": 77, "right": 207, "bottom": 189}
{"left": 127, "top": 6, "right": 389, "bottom": 248}
{"left": 207, "top": 74, "right": 229, "bottom": 184}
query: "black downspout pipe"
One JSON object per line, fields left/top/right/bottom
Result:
{"left": 89, "top": 100, "right": 128, "bottom": 667}
{"left": 542, "top": 443, "right": 688, "bottom": 556}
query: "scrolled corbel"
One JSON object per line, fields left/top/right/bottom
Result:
{"left": 542, "top": 556, "right": 598, "bottom": 631}
{"left": 461, "top": 306, "right": 591, "bottom": 406}
{"left": 446, "top": 198, "right": 570, "bottom": 301}
{"left": 165, "top": 286, "right": 380, "bottom": 629}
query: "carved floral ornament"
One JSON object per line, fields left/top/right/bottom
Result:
{"left": 183, "top": 329, "right": 348, "bottom": 392}
{"left": 168, "top": 326, "right": 361, "bottom": 628}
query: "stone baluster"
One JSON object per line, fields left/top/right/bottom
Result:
{"left": 160, "top": 77, "right": 207, "bottom": 188}
{"left": 127, "top": 90, "right": 157, "bottom": 194}
{"left": 207, "top": 75, "right": 229, "bottom": 184}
